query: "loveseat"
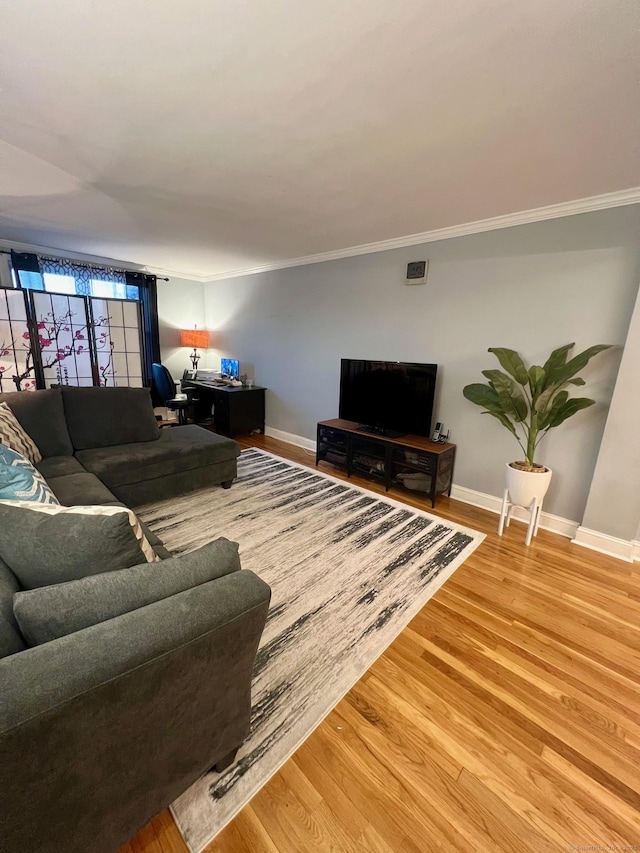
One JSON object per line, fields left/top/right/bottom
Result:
{"left": 0, "top": 386, "right": 271, "bottom": 853}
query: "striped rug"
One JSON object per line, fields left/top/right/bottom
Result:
{"left": 138, "top": 448, "right": 485, "bottom": 852}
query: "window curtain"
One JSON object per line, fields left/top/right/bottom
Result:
{"left": 39, "top": 257, "right": 137, "bottom": 298}
{"left": 10, "top": 251, "right": 44, "bottom": 291}
{"left": 126, "top": 271, "right": 159, "bottom": 386}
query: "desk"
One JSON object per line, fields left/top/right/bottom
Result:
{"left": 182, "top": 381, "right": 266, "bottom": 436}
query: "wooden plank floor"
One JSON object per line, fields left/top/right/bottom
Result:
{"left": 121, "top": 434, "right": 640, "bottom": 853}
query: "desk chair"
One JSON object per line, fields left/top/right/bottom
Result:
{"left": 152, "top": 363, "right": 197, "bottom": 425}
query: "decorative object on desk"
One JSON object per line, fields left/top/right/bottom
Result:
{"left": 220, "top": 357, "right": 239, "bottom": 379}
{"left": 462, "top": 342, "right": 612, "bottom": 543}
{"left": 245, "top": 378, "right": 254, "bottom": 389}
{"left": 180, "top": 328, "right": 210, "bottom": 370}
{"left": 138, "top": 448, "right": 484, "bottom": 852}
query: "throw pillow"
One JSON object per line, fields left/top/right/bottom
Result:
{"left": 0, "top": 502, "right": 159, "bottom": 589}
{"left": 13, "top": 538, "right": 240, "bottom": 645}
{"left": 0, "top": 445, "right": 59, "bottom": 505}
{"left": 0, "top": 401, "right": 42, "bottom": 464}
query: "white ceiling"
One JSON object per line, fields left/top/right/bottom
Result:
{"left": 0, "top": 0, "right": 638, "bottom": 280}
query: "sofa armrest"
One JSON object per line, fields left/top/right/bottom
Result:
{"left": 0, "top": 570, "right": 271, "bottom": 853}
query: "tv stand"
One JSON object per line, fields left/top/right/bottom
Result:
{"left": 316, "top": 418, "right": 456, "bottom": 507}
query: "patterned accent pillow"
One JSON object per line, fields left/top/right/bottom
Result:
{"left": 0, "top": 402, "right": 42, "bottom": 464}
{"left": 0, "top": 445, "right": 59, "bottom": 505}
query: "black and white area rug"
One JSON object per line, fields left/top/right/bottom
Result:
{"left": 138, "top": 448, "right": 485, "bottom": 852}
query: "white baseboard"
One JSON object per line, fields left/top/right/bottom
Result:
{"left": 572, "top": 526, "right": 635, "bottom": 562}
{"left": 262, "top": 429, "right": 640, "bottom": 558}
{"left": 450, "top": 484, "right": 578, "bottom": 539}
{"left": 264, "top": 426, "right": 316, "bottom": 453}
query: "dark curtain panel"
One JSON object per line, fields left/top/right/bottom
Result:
{"left": 10, "top": 251, "right": 44, "bottom": 290}
{"left": 126, "top": 271, "right": 160, "bottom": 387}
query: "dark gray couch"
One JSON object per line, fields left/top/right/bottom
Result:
{"left": 0, "top": 387, "right": 271, "bottom": 853}
{"left": 1, "top": 385, "right": 241, "bottom": 508}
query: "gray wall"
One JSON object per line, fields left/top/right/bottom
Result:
{"left": 580, "top": 282, "right": 640, "bottom": 540}
{"left": 192, "top": 206, "right": 640, "bottom": 525}
{"left": 157, "top": 277, "right": 205, "bottom": 380}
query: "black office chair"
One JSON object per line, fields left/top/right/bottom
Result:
{"left": 152, "top": 363, "right": 195, "bottom": 425}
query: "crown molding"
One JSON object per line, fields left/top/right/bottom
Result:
{"left": 198, "top": 187, "right": 640, "bottom": 282}
{"left": 2, "top": 187, "right": 638, "bottom": 283}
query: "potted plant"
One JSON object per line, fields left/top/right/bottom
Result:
{"left": 462, "top": 342, "right": 611, "bottom": 509}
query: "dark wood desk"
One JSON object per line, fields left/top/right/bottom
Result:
{"left": 182, "top": 380, "right": 266, "bottom": 436}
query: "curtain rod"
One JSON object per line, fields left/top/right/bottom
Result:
{"left": 0, "top": 249, "right": 169, "bottom": 281}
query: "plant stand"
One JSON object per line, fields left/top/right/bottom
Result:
{"left": 498, "top": 463, "right": 553, "bottom": 546}
{"left": 498, "top": 490, "right": 544, "bottom": 546}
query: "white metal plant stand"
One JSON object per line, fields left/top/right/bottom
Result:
{"left": 498, "top": 464, "right": 553, "bottom": 546}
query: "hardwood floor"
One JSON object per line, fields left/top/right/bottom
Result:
{"left": 121, "top": 434, "right": 640, "bottom": 852}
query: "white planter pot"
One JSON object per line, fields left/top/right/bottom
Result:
{"left": 505, "top": 463, "right": 553, "bottom": 508}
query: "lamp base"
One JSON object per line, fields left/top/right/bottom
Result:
{"left": 190, "top": 349, "right": 200, "bottom": 370}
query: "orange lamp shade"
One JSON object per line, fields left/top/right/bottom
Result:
{"left": 180, "top": 329, "right": 210, "bottom": 349}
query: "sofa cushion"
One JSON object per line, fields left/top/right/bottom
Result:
{"left": 76, "top": 425, "right": 240, "bottom": 488}
{"left": 0, "top": 557, "right": 25, "bottom": 658}
{"left": 0, "top": 389, "right": 73, "bottom": 458}
{"left": 13, "top": 538, "right": 241, "bottom": 645}
{"left": 0, "top": 401, "right": 42, "bottom": 463}
{"left": 61, "top": 386, "right": 161, "bottom": 450}
{"left": 36, "top": 455, "right": 85, "bottom": 480}
{"left": 46, "top": 471, "right": 119, "bottom": 506}
{"left": 0, "top": 502, "right": 158, "bottom": 589}
{"left": 0, "top": 445, "right": 59, "bottom": 504}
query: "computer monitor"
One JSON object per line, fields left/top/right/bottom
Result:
{"left": 220, "top": 358, "right": 239, "bottom": 379}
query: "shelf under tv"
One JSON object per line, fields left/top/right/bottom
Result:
{"left": 316, "top": 418, "right": 456, "bottom": 507}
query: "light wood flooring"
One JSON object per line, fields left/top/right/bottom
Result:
{"left": 120, "top": 434, "right": 640, "bottom": 853}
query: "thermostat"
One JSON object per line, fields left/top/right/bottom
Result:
{"left": 405, "top": 260, "right": 429, "bottom": 285}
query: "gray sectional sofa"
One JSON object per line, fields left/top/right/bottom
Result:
{"left": 0, "top": 386, "right": 271, "bottom": 853}
{"left": 5, "top": 385, "right": 241, "bottom": 508}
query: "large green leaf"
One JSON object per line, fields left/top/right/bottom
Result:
{"left": 535, "top": 384, "right": 560, "bottom": 416}
{"left": 547, "top": 397, "right": 595, "bottom": 428}
{"left": 549, "top": 344, "right": 611, "bottom": 386}
{"left": 496, "top": 386, "right": 528, "bottom": 422}
{"left": 463, "top": 383, "right": 518, "bottom": 436}
{"left": 482, "top": 410, "right": 518, "bottom": 436}
{"left": 537, "top": 389, "right": 568, "bottom": 429}
{"left": 527, "top": 365, "right": 546, "bottom": 401}
{"left": 463, "top": 383, "right": 500, "bottom": 408}
{"left": 542, "top": 343, "right": 574, "bottom": 383}
{"left": 487, "top": 348, "right": 529, "bottom": 386}
{"left": 481, "top": 369, "right": 514, "bottom": 393}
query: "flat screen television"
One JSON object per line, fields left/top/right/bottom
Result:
{"left": 339, "top": 359, "right": 437, "bottom": 438}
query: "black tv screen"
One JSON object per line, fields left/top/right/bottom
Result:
{"left": 339, "top": 359, "right": 437, "bottom": 438}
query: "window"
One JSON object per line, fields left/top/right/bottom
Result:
{"left": 3, "top": 251, "right": 159, "bottom": 392}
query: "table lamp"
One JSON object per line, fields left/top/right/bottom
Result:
{"left": 180, "top": 328, "right": 210, "bottom": 370}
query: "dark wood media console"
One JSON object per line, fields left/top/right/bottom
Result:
{"left": 316, "top": 418, "right": 456, "bottom": 507}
